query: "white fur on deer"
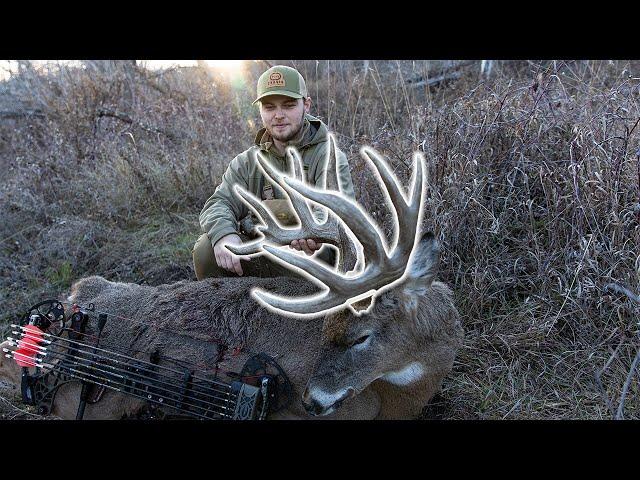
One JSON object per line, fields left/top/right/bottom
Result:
{"left": 381, "top": 362, "right": 425, "bottom": 386}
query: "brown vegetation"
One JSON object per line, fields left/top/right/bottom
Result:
{"left": 1, "top": 60, "right": 639, "bottom": 419}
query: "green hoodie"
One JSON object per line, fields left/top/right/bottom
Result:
{"left": 199, "top": 114, "right": 355, "bottom": 247}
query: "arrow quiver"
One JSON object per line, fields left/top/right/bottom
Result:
{"left": 13, "top": 300, "right": 104, "bottom": 416}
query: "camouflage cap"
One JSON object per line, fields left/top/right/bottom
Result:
{"left": 253, "top": 65, "right": 308, "bottom": 105}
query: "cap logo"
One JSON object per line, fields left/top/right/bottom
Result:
{"left": 266, "top": 72, "right": 286, "bottom": 88}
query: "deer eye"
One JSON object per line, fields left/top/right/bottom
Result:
{"left": 350, "top": 334, "right": 370, "bottom": 348}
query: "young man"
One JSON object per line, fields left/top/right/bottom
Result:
{"left": 193, "top": 65, "right": 355, "bottom": 280}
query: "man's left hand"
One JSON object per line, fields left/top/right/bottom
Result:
{"left": 290, "top": 239, "right": 323, "bottom": 256}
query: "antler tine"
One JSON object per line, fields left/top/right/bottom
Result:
{"left": 391, "top": 152, "right": 425, "bottom": 253}
{"left": 227, "top": 189, "right": 336, "bottom": 256}
{"left": 361, "top": 147, "right": 426, "bottom": 254}
{"left": 361, "top": 146, "right": 411, "bottom": 209}
{"left": 234, "top": 186, "right": 281, "bottom": 231}
{"left": 286, "top": 146, "right": 305, "bottom": 182}
{"left": 226, "top": 186, "right": 282, "bottom": 255}
{"left": 397, "top": 152, "right": 426, "bottom": 251}
{"left": 322, "top": 134, "right": 340, "bottom": 192}
{"left": 286, "top": 146, "right": 328, "bottom": 223}
{"left": 256, "top": 152, "right": 318, "bottom": 229}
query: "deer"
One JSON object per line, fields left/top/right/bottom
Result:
{"left": 0, "top": 137, "right": 463, "bottom": 420}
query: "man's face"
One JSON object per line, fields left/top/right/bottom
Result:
{"left": 259, "top": 95, "right": 311, "bottom": 142}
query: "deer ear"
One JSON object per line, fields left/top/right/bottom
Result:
{"left": 404, "top": 231, "right": 440, "bottom": 293}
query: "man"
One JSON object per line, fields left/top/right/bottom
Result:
{"left": 193, "top": 65, "right": 355, "bottom": 280}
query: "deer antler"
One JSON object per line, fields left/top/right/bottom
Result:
{"left": 246, "top": 145, "right": 427, "bottom": 317}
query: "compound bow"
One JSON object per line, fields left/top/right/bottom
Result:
{"left": 3, "top": 299, "right": 292, "bottom": 420}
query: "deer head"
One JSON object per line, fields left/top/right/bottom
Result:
{"left": 301, "top": 232, "right": 453, "bottom": 416}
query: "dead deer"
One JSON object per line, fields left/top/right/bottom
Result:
{"left": 0, "top": 137, "right": 463, "bottom": 419}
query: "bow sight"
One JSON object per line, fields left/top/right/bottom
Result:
{"left": 4, "top": 299, "right": 292, "bottom": 420}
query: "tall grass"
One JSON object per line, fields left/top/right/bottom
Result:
{"left": 0, "top": 59, "right": 638, "bottom": 419}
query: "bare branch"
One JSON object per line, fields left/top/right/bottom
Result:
{"left": 616, "top": 347, "right": 640, "bottom": 420}
{"left": 594, "top": 337, "right": 625, "bottom": 419}
{"left": 96, "top": 108, "right": 175, "bottom": 141}
{"left": 407, "top": 71, "right": 461, "bottom": 89}
{"left": 604, "top": 283, "right": 640, "bottom": 303}
{"left": 0, "top": 109, "right": 45, "bottom": 119}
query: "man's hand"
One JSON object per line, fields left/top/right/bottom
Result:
{"left": 214, "top": 234, "right": 251, "bottom": 276}
{"left": 290, "top": 239, "right": 323, "bottom": 256}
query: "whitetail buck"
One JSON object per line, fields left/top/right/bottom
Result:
{"left": 0, "top": 137, "right": 463, "bottom": 419}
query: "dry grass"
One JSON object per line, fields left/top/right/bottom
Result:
{"left": 0, "top": 60, "right": 638, "bottom": 419}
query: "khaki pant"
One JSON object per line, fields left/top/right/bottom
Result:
{"left": 192, "top": 233, "right": 336, "bottom": 281}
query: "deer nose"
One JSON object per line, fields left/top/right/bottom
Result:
{"left": 302, "top": 386, "right": 323, "bottom": 416}
{"left": 303, "top": 397, "right": 324, "bottom": 416}
{"left": 301, "top": 386, "right": 356, "bottom": 416}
